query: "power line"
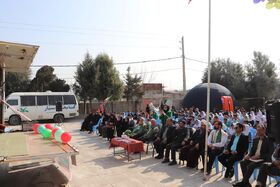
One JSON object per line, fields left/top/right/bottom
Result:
{"left": 129, "top": 67, "right": 182, "bottom": 75}
{"left": 187, "top": 68, "right": 204, "bottom": 72}
{"left": 185, "top": 57, "right": 207, "bottom": 64}
{"left": 59, "top": 67, "right": 182, "bottom": 79}
{"left": 30, "top": 56, "right": 207, "bottom": 67}
{"left": 114, "top": 57, "right": 181, "bottom": 65}
{"left": 30, "top": 56, "right": 181, "bottom": 67}
{"left": 56, "top": 66, "right": 204, "bottom": 80}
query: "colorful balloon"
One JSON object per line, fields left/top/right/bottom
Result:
{"left": 54, "top": 129, "right": 64, "bottom": 143}
{"left": 32, "top": 123, "right": 41, "bottom": 134}
{"left": 51, "top": 127, "right": 61, "bottom": 138}
{"left": 41, "top": 129, "right": 52, "bottom": 138}
{"left": 45, "top": 124, "right": 54, "bottom": 130}
{"left": 61, "top": 132, "right": 72, "bottom": 144}
{"left": 38, "top": 125, "right": 46, "bottom": 134}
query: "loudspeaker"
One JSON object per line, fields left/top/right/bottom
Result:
{"left": 265, "top": 100, "right": 280, "bottom": 143}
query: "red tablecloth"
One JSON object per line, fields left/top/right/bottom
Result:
{"left": 110, "top": 137, "right": 144, "bottom": 154}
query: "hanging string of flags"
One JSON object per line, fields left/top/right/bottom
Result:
{"left": 254, "top": 0, "right": 280, "bottom": 9}
{"left": 188, "top": 0, "right": 279, "bottom": 9}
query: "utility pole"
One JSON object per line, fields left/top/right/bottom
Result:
{"left": 181, "top": 36, "right": 186, "bottom": 92}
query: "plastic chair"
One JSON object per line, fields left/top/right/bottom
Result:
{"left": 213, "top": 157, "right": 225, "bottom": 174}
{"left": 253, "top": 168, "right": 259, "bottom": 180}
{"left": 272, "top": 176, "right": 280, "bottom": 187}
{"left": 220, "top": 161, "right": 239, "bottom": 181}
{"left": 253, "top": 168, "right": 280, "bottom": 186}
{"left": 145, "top": 141, "right": 155, "bottom": 157}
{"left": 214, "top": 157, "right": 220, "bottom": 173}
{"left": 92, "top": 118, "right": 103, "bottom": 135}
{"left": 92, "top": 125, "right": 99, "bottom": 134}
{"left": 233, "top": 161, "right": 239, "bottom": 181}
{"left": 248, "top": 128, "right": 257, "bottom": 152}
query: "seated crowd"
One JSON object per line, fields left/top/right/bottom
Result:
{"left": 80, "top": 105, "right": 280, "bottom": 187}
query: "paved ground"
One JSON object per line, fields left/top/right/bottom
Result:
{"left": 62, "top": 120, "right": 276, "bottom": 187}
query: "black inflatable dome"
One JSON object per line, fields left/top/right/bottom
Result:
{"left": 182, "top": 83, "right": 236, "bottom": 112}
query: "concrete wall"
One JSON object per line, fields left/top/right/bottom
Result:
{"left": 79, "top": 99, "right": 183, "bottom": 115}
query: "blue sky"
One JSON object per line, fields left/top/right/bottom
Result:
{"left": 1, "top": 0, "right": 279, "bottom": 90}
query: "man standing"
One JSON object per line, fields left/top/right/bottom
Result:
{"left": 206, "top": 121, "right": 228, "bottom": 175}
{"left": 162, "top": 120, "right": 187, "bottom": 165}
{"left": 218, "top": 123, "right": 248, "bottom": 178}
{"left": 255, "top": 144, "right": 280, "bottom": 187}
{"left": 153, "top": 118, "right": 175, "bottom": 159}
{"left": 233, "top": 124, "right": 273, "bottom": 187}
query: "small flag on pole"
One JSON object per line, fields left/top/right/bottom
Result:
{"left": 104, "top": 95, "right": 112, "bottom": 103}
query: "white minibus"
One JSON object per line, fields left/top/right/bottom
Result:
{"left": 4, "top": 91, "right": 79, "bottom": 125}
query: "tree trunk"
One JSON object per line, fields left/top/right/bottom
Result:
{"left": 89, "top": 100, "right": 92, "bottom": 112}
{"left": 83, "top": 99, "right": 87, "bottom": 116}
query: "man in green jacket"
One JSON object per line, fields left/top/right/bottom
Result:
{"left": 139, "top": 119, "right": 159, "bottom": 143}
{"left": 131, "top": 117, "right": 148, "bottom": 140}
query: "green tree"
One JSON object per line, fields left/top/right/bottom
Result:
{"left": 29, "top": 66, "right": 56, "bottom": 91}
{"left": 245, "top": 51, "right": 280, "bottom": 99}
{"left": 94, "top": 53, "right": 123, "bottom": 100}
{"left": 29, "top": 65, "right": 69, "bottom": 92}
{"left": 202, "top": 58, "right": 247, "bottom": 99}
{"left": 48, "top": 79, "right": 70, "bottom": 92}
{"left": 5, "top": 71, "right": 30, "bottom": 96}
{"left": 123, "top": 66, "right": 144, "bottom": 101}
{"left": 74, "top": 52, "right": 95, "bottom": 107}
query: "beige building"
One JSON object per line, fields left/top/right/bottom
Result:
{"left": 141, "top": 83, "right": 186, "bottom": 109}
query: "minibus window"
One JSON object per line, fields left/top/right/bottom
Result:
{"left": 21, "top": 96, "right": 36, "bottom": 106}
{"left": 7, "top": 99, "right": 18, "bottom": 106}
{"left": 48, "top": 96, "right": 62, "bottom": 105}
{"left": 37, "top": 96, "right": 48, "bottom": 106}
{"left": 63, "top": 95, "right": 76, "bottom": 105}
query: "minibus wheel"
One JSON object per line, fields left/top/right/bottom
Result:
{"left": 9, "top": 115, "right": 21, "bottom": 125}
{"left": 53, "top": 114, "right": 64, "bottom": 123}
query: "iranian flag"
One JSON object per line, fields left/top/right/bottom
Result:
{"left": 103, "top": 95, "right": 112, "bottom": 103}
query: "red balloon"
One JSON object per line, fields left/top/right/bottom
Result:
{"left": 51, "top": 128, "right": 61, "bottom": 138}
{"left": 32, "top": 123, "right": 41, "bottom": 134}
{"left": 61, "top": 132, "right": 72, "bottom": 143}
{"left": 45, "top": 124, "right": 54, "bottom": 130}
